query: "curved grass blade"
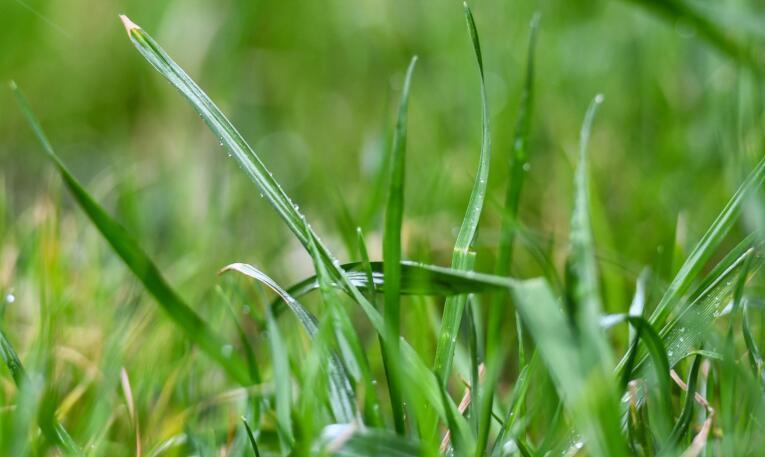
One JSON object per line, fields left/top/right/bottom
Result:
{"left": 382, "top": 56, "right": 417, "bottom": 434}
{"left": 566, "top": 94, "right": 613, "bottom": 366}
{"left": 271, "top": 261, "right": 512, "bottom": 314}
{"left": 433, "top": 2, "right": 492, "bottom": 385}
{"left": 0, "top": 329, "right": 82, "bottom": 456}
{"left": 488, "top": 12, "right": 540, "bottom": 354}
{"left": 11, "top": 83, "right": 251, "bottom": 386}
{"left": 242, "top": 418, "right": 262, "bottom": 457}
{"left": 220, "top": 263, "right": 356, "bottom": 423}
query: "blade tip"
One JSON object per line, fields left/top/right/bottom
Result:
{"left": 119, "top": 14, "right": 140, "bottom": 35}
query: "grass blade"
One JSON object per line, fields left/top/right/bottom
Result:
{"left": 11, "top": 83, "right": 251, "bottom": 387}
{"left": 382, "top": 56, "right": 417, "bottom": 434}
{"left": 566, "top": 94, "right": 614, "bottom": 367}
{"left": 242, "top": 418, "right": 262, "bottom": 457}
{"left": 434, "top": 1, "right": 492, "bottom": 386}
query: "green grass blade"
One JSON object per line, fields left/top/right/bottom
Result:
{"left": 120, "top": 16, "right": 312, "bottom": 248}
{"left": 11, "top": 83, "right": 251, "bottom": 387}
{"left": 566, "top": 94, "right": 614, "bottom": 367}
{"left": 434, "top": 2, "right": 492, "bottom": 385}
{"left": 242, "top": 418, "right": 262, "bottom": 457}
{"left": 382, "top": 56, "right": 417, "bottom": 434}
{"left": 271, "top": 261, "right": 512, "bottom": 312}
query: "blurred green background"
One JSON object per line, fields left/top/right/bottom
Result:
{"left": 2, "top": 0, "right": 765, "bottom": 453}
{"left": 4, "top": 0, "right": 764, "bottom": 278}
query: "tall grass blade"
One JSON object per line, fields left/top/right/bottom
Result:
{"left": 11, "top": 83, "right": 251, "bottom": 386}
{"left": 434, "top": 1, "right": 492, "bottom": 385}
{"left": 566, "top": 94, "right": 614, "bottom": 366}
{"left": 382, "top": 56, "right": 417, "bottom": 433}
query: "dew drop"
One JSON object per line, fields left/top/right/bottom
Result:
{"left": 668, "top": 351, "right": 674, "bottom": 357}
{"left": 5, "top": 293, "right": 14, "bottom": 304}
{"left": 522, "top": 163, "right": 531, "bottom": 172}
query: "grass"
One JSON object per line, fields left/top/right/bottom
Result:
{"left": 3, "top": 0, "right": 765, "bottom": 456}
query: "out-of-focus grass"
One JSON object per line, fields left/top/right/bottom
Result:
{"left": 3, "top": 0, "right": 765, "bottom": 455}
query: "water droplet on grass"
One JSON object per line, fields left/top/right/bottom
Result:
{"left": 5, "top": 293, "right": 14, "bottom": 304}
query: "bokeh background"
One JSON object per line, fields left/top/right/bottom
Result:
{"left": 2, "top": 0, "right": 765, "bottom": 453}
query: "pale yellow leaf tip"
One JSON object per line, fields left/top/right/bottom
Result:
{"left": 119, "top": 14, "right": 140, "bottom": 35}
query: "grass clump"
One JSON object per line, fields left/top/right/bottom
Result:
{"left": 3, "top": 2, "right": 765, "bottom": 456}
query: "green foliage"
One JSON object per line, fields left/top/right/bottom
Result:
{"left": 4, "top": 0, "right": 765, "bottom": 456}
